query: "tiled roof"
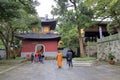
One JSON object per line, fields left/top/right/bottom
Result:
{"left": 41, "top": 18, "right": 57, "bottom": 30}
{"left": 15, "top": 33, "right": 61, "bottom": 40}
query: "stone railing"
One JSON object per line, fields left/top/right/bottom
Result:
{"left": 86, "top": 42, "right": 97, "bottom": 46}
{"left": 97, "top": 33, "right": 120, "bottom": 43}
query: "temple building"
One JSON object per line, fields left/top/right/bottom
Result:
{"left": 16, "top": 18, "right": 61, "bottom": 58}
{"left": 83, "top": 21, "right": 117, "bottom": 57}
{"left": 84, "top": 22, "right": 110, "bottom": 42}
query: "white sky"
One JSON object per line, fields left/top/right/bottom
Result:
{"left": 35, "top": 0, "right": 56, "bottom": 18}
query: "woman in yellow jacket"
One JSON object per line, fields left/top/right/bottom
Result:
{"left": 56, "top": 51, "right": 63, "bottom": 68}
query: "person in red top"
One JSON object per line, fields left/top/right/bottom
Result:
{"left": 35, "top": 53, "right": 39, "bottom": 62}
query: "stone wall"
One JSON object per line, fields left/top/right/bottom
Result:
{"left": 97, "top": 33, "right": 120, "bottom": 62}
{"left": 85, "top": 42, "right": 97, "bottom": 57}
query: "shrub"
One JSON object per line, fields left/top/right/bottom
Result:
{"left": 108, "top": 53, "right": 115, "bottom": 60}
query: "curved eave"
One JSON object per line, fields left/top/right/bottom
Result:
{"left": 41, "top": 19, "right": 57, "bottom": 30}
{"left": 15, "top": 33, "right": 61, "bottom": 41}
{"left": 41, "top": 19, "right": 56, "bottom": 23}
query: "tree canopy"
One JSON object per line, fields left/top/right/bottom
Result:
{"left": 0, "top": 0, "right": 40, "bottom": 59}
{"left": 84, "top": 0, "right": 120, "bottom": 32}
{"left": 52, "top": 0, "right": 94, "bottom": 57}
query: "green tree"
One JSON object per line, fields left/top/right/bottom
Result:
{"left": 84, "top": 0, "right": 120, "bottom": 33}
{"left": 52, "top": 0, "right": 94, "bottom": 57}
{"left": 0, "top": 0, "right": 40, "bottom": 59}
{"left": 58, "top": 19, "right": 79, "bottom": 48}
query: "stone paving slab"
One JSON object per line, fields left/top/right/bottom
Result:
{"left": 0, "top": 63, "right": 24, "bottom": 74}
{"left": 0, "top": 60, "right": 120, "bottom": 80}
{"left": 0, "top": 59, "right": 27, "bottom": 74}
{"left": 0, "top": 64, "right": 15, "bottom": 72}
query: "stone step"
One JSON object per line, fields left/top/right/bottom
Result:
{"left": 73, "top": 60, "right": 97, "bottom": 66}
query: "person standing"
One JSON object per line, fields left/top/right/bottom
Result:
{"left": 38, "top": 53, "right": 41, "bottom": 63}
{"left": 40, "top": 52, "right": 45, "bottom": 64}
{"left": 56, "top": 51, "right": 63, "bottom": 68}
{"left": 35, "top": 52, "right": 39, "bottom": 63}
{"left": 66, "top": 50, "right": 73, "bottom": 67}
{"left": 30, "top": 53, "right": 34, "bottom": 63}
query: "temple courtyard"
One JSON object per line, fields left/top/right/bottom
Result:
{"left": 0, "top": 60, "right": 120, "bottom": 80}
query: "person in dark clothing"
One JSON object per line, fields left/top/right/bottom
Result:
{"left": 38, "top": 53, "right": 41, "bottom": 62}
{"left": 70, "top": 49, "right": 75, "bottom": 58}
{"left": 40, "top": 53, "right": 44, "bottom": 64}
{"left": 66, "top": 50, "right": 73, "bottom": 67}
{"left": 31, "top": 53, "right": 34, "bottom": 63}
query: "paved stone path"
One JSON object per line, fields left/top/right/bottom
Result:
{"left": 0, "top": 60, "right": 120, "bottom": 80}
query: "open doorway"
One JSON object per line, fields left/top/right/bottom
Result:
{"left": 35, "top": 44, "right": 45, "bottom": 54}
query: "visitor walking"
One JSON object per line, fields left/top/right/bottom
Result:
{"left": 66, "top": 50, "right": 73, "bottom": 67}
{"left": 56, "top": 51, "right": 63, "bottom": 68}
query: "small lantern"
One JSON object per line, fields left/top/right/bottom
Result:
{"left": 81, "top": 29, "right": 84, "bottom": 37}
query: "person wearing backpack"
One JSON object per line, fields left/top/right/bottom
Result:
{"left": 66, "top": 50, "right": 73, "bottom": 67}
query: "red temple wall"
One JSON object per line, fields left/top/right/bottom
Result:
{"left": 42, "top": 41, "right": 58, "bottom": 52}
{"left": 21, "top": 40, "right": 58, "bottom": 52}
{"left": 22, "top": 40, "right": 35, "bottom": 52}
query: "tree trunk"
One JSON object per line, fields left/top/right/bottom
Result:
{"left": 79, "top": 36, "right": 85, "bottom": 57}
{"left": 78, "top": 28, "right": 85, "bottom": 57}
{"left": 0, "top": 23, "right": 14, "bottom": 59}
{"left": 5, "top": 46, "right": 10, "bottom": 59}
